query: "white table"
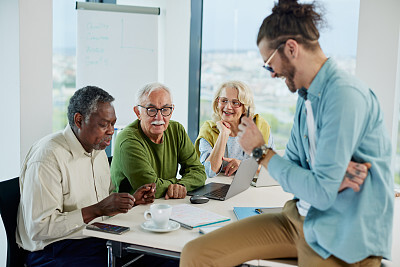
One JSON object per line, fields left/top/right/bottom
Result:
{"left": 83, "top": 176, "right": 294, "bottom": 266}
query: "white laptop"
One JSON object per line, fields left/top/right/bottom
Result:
{"left": 187, "top": 158, "right": 259, "bottom": 201}
{"left": 251, "top": 149, "right": 284, "bottom": 187}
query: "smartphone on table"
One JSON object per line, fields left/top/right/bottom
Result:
{"left": 86, "top": 222, "right": 130, "bottom": 235}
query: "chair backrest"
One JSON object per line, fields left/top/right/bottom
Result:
{"left": 0, "top": 177, "right": 28, "bottom": 267}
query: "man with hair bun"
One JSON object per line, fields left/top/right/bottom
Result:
{"left": 181, "top": 1, "right": 393, "bottom": 266}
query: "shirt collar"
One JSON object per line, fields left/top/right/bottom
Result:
{"left": 63, "top": 125, "right": 101, "bottom": 159}
{"left": 306, "top": 57, "right": 335, "bottom": 100}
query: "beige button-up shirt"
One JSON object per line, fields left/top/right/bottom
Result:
{"left": 17, "top": 126, "right": 113, "bottom": 251}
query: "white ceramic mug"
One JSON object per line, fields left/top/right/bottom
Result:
{"left": 144, "top": 204, "right": 172, "bottom": 229}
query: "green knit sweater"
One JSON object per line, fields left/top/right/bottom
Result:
{"left": 110, "top": 120, "right": 206, "bottom": 198}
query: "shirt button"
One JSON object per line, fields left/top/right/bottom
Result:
{"left": 304, "top": 135, "right": 307, "bottom": 138}
{"left": 306, "top": 159, "right": 309, "bottom": 162}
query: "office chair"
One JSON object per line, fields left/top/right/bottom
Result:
{"left": 0, "top": 177, "right": 28, "bottom": 267}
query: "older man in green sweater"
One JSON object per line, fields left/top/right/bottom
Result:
{"left": 111, "top": 82, "right": 206, "bottom": 199}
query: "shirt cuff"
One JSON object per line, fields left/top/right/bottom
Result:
{"left": 267, "top": 154, "right": 282, "bottom": 179}
{"left": 204, "top": 161, "right": 222, "bottom": 178}
{"left": 65, "top": 209, "right": 86, "bottom": 234}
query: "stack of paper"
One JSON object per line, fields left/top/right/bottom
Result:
{"left": 170, "top": 204, "right": 230, "bottom": 229}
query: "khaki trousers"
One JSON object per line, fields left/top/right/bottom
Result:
{"left": 180, "top": 200, "right": 381, "bottom": 267}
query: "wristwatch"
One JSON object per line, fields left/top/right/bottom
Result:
{"left": 251, "top": 144, "right": 270, "bottom": 163}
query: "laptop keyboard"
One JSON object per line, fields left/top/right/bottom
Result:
{"left": 204, "top": 184, "right": 230, "bottom": 198}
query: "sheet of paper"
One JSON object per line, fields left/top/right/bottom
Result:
{"left": 170, "top": 204, "right": 230, "bottom": 229}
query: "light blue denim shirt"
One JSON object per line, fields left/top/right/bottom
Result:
{"left": 268, "top": 58, "right": 394, "bottom": 263}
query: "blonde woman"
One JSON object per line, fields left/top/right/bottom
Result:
{"left": 195, "top": 81, "right": 274, "bottom": 177}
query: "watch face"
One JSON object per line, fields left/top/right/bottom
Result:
{"left": 252, "top": 147, "right": 262, "bottom": 159}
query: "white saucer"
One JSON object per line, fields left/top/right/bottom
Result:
{"left": 141, "top": 220, "right": 180, "bottom": 233}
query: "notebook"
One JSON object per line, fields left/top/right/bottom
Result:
{"left": 187, "top": 158, "right": 259, "bottom": 201}
{"left": 233, "top": 207, "right": 283, "bottom": 220}
{"left": 170, "top": 204, "right": 230, "bottom": 229}
{"left": 233, "top": 207, "right": 265, "bottom": 220}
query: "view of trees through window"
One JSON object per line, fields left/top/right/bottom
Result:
{"left": 200, "top": 0, "right": 359, "bottom": 150}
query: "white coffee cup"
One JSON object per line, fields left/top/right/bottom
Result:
{"left": 144, "top": 204, "right": 172, "bottom": 229}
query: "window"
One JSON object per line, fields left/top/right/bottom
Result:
{"left": 200, "top": 0, "right": 360, "bottom": 149}
{"left": 52, "top": 0, "right": 81, "bottom": 132}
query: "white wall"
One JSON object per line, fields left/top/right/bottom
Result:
{"left": 118, "top": 0, "right": 191, "bottom": 129}
{"left": 0, "top": 0, "right": 53, "bottom": 180}
{"left": 0, "top": 0, "right": 21, "bottom": 265}
{"left": 0, "top": 0, "right": 52, "bottom": 266}
{"left": 19, "top": 0, "right": 53, "bottom": 164}
{"left": 0, "top": 0, "right": 21, "bottom": 180}
{"left": 356, "top": 0, "right": 400, "bottom": 157}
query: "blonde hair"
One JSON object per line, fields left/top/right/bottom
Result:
{"left": 211, "top": 80, "right": 255, "bottom": 122}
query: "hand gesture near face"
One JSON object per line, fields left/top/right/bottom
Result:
{"left": 238, "top": 116, "right": 265, "bottom": 154}
{"left": 216, "top": 120, "right": 231, "bottom": 136}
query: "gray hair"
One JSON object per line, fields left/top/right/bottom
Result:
{"left": 68, "top": 86, "right": 114, "bottom": 129}
{"left": 136, "top": 82, "right": 173, "bottom": 105}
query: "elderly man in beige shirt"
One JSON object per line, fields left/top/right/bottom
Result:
{"left": 16, "top": 86, "right": 156, "bottom": 266}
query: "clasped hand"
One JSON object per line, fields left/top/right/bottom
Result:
{"left": 99, "top": 183, "right": 156, "bottom": 215}
{"left": 165, "top": 184, "right": 187, "bottom": 199}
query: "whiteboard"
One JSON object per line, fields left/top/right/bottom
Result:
{"left": 76, "top": 9, "right": 158, "bottom": 126}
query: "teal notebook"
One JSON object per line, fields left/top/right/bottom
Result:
{"left": 233, "top": 207, "right": 283, "bottom": 220}
{"left": 233, "top": 207, "right": 264, "bottom": 220}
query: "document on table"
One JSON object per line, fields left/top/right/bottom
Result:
{"left": 170, "top": 204, "right": 230, "bottom": 229}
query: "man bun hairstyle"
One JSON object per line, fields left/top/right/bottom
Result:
{"left": 257, "top": 0, "right": 325, "bottom": 50}
{"left": 68, "top": 85, "right": 115, "bottom": 129}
